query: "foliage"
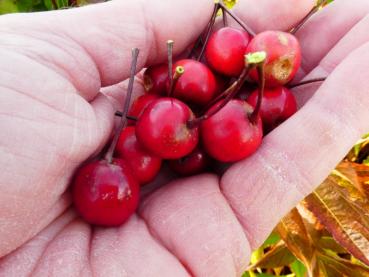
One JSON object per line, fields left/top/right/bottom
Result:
{"left": 246, "top": 134, "right": 369, "bottom": 276}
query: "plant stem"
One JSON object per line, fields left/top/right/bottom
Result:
{"left": 290, "top": 0, "right": 328, "bottom": 34}
{"left": 188, "top": 51, "right": 266, "bottom": 128}
{"left": 288, "top": 77, "right": 326, "bottom": 89}
{"left": 249, "top": 61, "right": 265, "bottom": 124}
{"left": 218, "top": 2, "right": 256, "bottom": 36}
{"left": 222, "top": 6, "right": 228, "bottom": 27}
{"left": 197, "top": 1, "right": 220, "bottom": 61}
{"left": 114, "top": 111, "right": 137, "bottom": 121}
{"left": 167, "top": 40, "right": 174, "bottom": 96}
{"left": 105, "top": 48, "right": 140, "bottom": 163}
{"left": 187, "top": 65, "right": 251, "bottom": 128}
{"left": 168, "top": 66, "right": 185, "bottom": 97}
{"left": 188, "top": 2, "right": 218, "bottom": 59}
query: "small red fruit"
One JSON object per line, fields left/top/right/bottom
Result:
{"left": 129, "top": 94, "right": 160, "bottom": 119}
{"left": 201, "top": 99, "right": 263, "bottom": 162}
{"left": 247, "top": 86, "right": 297, "bottom": 133}
{"left": 136, "top": 98, "right": 199, "bottom": 159}
{"left": 170, "top": 59, "right": 217, "bottom": 106}
{"left": 72, "top": 159, "right": 139, "bottom": 227}
{"left": 205, "top": 27, "right": 250, "bottom": 77}
{"left": 143, "top": 64, "right": 168, "bottom": 95}
{"left": 245, "top": 31, "right": 301, "bottom": 87}
{"left": 169, "top": 147, "right": 211, "bottom": 176}
{"left": 115, "top": 126, "right": 162, "bottom": 184}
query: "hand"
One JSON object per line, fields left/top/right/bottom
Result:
{"left": 1, "top": 0, "right": 369, "bottom": 276}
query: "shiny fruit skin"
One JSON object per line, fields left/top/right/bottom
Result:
{"left": 246, "top": 31, "right": 301, "bottom": 87}
{"left": 129, "top": 94, "right": 160, "bottom": 119}
{"left": 72, "top": 159, "right": 139, "bottom": 227}
{"left": 136, "top": 98, "right": 199, "bottom": 159}
{"left": 201, "top": 99, "right": 263, "bottom": 162}
{"left": 169, "top": 147, "right": 211, "bottom": 176}
{"left": 247, "top": 86, "right": 297, "bottom": 133}
{"left": 115, "top": 126, "right": 162, "bottom": 184}
{"left": 205, "top": 27, "right": 250, "bottom": 77}
{"left": 143, "top": 64, "right": 168, "bottom": 95}
{"left": 170, "top": 59, "right": 217, "bottom": 106}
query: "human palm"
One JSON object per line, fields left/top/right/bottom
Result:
{"left": 1, "top": 0, "right": 369, "bottom": 276}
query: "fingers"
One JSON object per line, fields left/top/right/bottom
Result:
{"left": 0, "top": 0, "right": 213, "bottom": 99}
{"left": 293, "top": 1, "right": 369, "bottom": 105}
{"left": 0, "top": 210, "right": 76, "bottom": 275}
{"left": 0, "top": 212, "right": 189, "bottom": 277}
{"left": 91, "top": 215, "right": 189, "bottom": 277}
{"left": 139, "top": 174, "right": 250, "bottom": 277}
{"left": 221, "top": 42, "right": 369, "bottom": 248}
{"left": 233, "top": 0, "right": 315, "bottom": 33}
{"left": 296, "top": 0, "right": 369, "bottom": 75}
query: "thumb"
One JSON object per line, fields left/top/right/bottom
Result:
{"left": 0, "top": 0, "right": 213, "bottom": 100}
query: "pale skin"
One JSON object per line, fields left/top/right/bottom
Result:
{"left": 0, "top": 0, "right": 369, "bottom": 275}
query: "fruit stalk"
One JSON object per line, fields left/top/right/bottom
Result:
{"left": 288, "top": 77, "right": 326, "bottom": 89}
{"left": 290, "top": 0, "right": 328, "bottom": 34}
{"left": 188, "top": 1, "right": 219, "bottom": 59}
{"left": 218, "top": 2, "right": 256, "bottom": 36}
{"left": 105, "top": 48, "right": 140, "bottom": 163}
{"left": 167, "top": 40, "right": 174, "bottom": 96}
{"left": 187, "top": 64, "right": 251, "bottom": 128}
{"left": 250, "top": 60, "right": 265, "bottom": 124}
{"left": 221, "top": 5, "right": 228, "bottom": 27}
{"left": 197, "top": 1, "right": 220, "bottom": 61}
{"left": 168, "top": 66, "right": 185, "bottom": 96}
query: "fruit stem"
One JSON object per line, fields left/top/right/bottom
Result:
{"left": 189, "top": 51, "right": 267, "bottom": 128}
{"left": 197, "top": 2, "right": 220, "bottom": 61}
{"left": 167, "top": 40, "right": 174, "bottom": 96}
{"left": 105, "top": 48, "right": 140, "bottom": 163}
{"left": 218, "top": 2, "right": 256, "bottom": 36}
{"left": 114, "top": 111, "right": 138, "bottom": 121}
{"left": 290, "top": 0, "right": 328, "bottom": 34}
{"left": 288, "top": 77, "right": 326, "bottom": 89}
{"left": 168, "top": 66, "right": 185, "bottom": 97}
{"left": 249, "top": 60, "right": 265, "bottom": 124}
{"left": 221, "top": 6, "right": 228, "bottom": 27}
{"left": 187, "top": 64, "right": 252, "bottom": 129}
{"left": 188, "top": 2, "right": 219, "bottom": 59}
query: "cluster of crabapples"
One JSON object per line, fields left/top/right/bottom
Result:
{"left": 72, "top": 2, "right": 304, "bottom": 227}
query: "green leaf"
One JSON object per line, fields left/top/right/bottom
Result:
{"left": 248, "top": 242, "right": 295, "bottom": 270}
{"left": 290, "top": 259, "right": 307, "bottom": 277}
{"left": 0, "top": 0, "right": 19, "bottom": 14}
{"left": 263, "top": 232, "right": 281, "bottom": 248}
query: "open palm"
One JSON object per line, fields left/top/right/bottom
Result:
{"left": 1, "top": 0, "right": 369, "bottom": 276}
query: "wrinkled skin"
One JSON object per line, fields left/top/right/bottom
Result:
{"left": 1, "top": 0, "right": 369, "bottom": 276}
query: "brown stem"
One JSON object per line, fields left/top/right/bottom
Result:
{"left": 197, "top": 2, "right": 220, "bottom": 61}
{"left": 51, "top": 0, "right": 58, "bottom": 9}
{"left": 219, "top": 2, "right": 256, "bottom": 36}
{"left": 168, "top": 66, "right": 185, "bottom": 97}
{"left": 167, "top": 40, "right": 174, "bottom": 96}
{"left": 288, "top": 77, "right": 326, "bottom": 89}
{"left": 188, "top": 51, "right": 266, "bottom": 128}
{"left": 187, "top": 65, "right": 251, "bottom": 128}
{"left": 222, "top": 6, "right": 228, "bottom": 27}
{"left": 105, "top": 48, "right": 140, "bottom": 163}
{"left": 249, "top": 62, "right": 265, "bottom": 124}
{"left": 114, "top": 111, "right": 137, "bottom": 121}
{"left": 188, "top": 2, "right": 218, "bottom": 59}
{"left": 290, "top": 0, "right": 328, "bottom": 34}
